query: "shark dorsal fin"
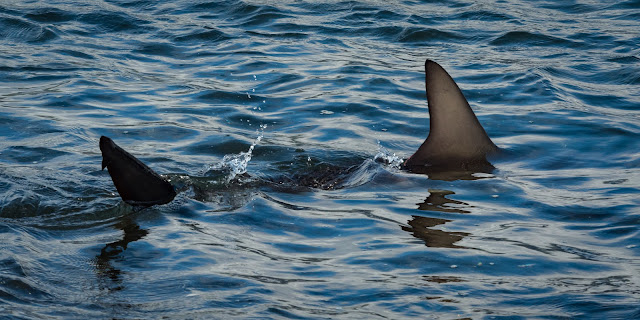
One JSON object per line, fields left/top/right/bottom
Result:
{"left": 100, "top": 136, "right": 176, "bottom": 206}
{"left": 404, "top": 60, "right": 498, "bottom": 170}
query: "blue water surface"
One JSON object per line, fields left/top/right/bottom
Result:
{"left": 1, "top": 0, "right": 639, "bottom": 319}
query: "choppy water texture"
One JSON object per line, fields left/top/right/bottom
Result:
{"left": 1, "top": 0, "right": 640, "bottom": 318}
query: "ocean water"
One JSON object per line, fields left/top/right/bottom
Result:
{"left": 1, "top": 0, "right": 639, "bottom": 318}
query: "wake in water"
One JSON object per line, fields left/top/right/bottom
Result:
{"left": 196, "top": 125, "right": 401, "bottom": 188}
{"left": 193, "top": 129, "right": 406, "bottom": 193}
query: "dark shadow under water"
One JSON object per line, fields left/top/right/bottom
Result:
{"left": 403, "top": 189, "right": 473, "bottom": 249}
{"left": 92, "top": 212, "right": 149, "bottom": 292}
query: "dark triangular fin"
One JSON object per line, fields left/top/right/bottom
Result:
{"left": 404, "top": 60, "right": 498, "bottom": 171}
{"left": 100, "top": 136, "right": 176, "bottom": 206}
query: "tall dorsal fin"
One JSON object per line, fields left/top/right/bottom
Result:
{"left": 100, "top": 136, "right": 176, "bottom": 206}
{"left": 404, "top": 60, "right": 498, "bottom": 170}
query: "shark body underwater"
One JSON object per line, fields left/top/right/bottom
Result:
{"left": 100, "top": 59, "right": 499, "bottom": 206}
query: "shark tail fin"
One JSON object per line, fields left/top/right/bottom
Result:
{"left": 99, "top": 136, "right": 176, "bottom": 206}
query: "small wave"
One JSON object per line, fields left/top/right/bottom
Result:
{"left": 173, "top": 27, "right": 231, "bottom": 43}
{"left": 397, "top": 27, "right": 466, "bottom": 43}
{"left": 77, "top": 11, "right": 152, "bottom": 34}
{"left": 490, "top": 31, "right": 581, "bottom": 48}
{"left": 25, "top": 7, "right": 75, "bottom": 23}
{"left": 0, "top": 16, "right": 57, "bottom": 43}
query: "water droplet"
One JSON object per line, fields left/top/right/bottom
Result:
{"left": 203, "top": 131, "right": 264, "bottom": 181}
{"left": 374, "top": 143, "right": 404, "bottom": 168}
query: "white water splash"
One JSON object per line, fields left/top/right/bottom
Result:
{"left": 373, "top": 142, "right": 404, "bottom": 169}
{"left": 203, "top": 125, "right": 265, "bottom": 181}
